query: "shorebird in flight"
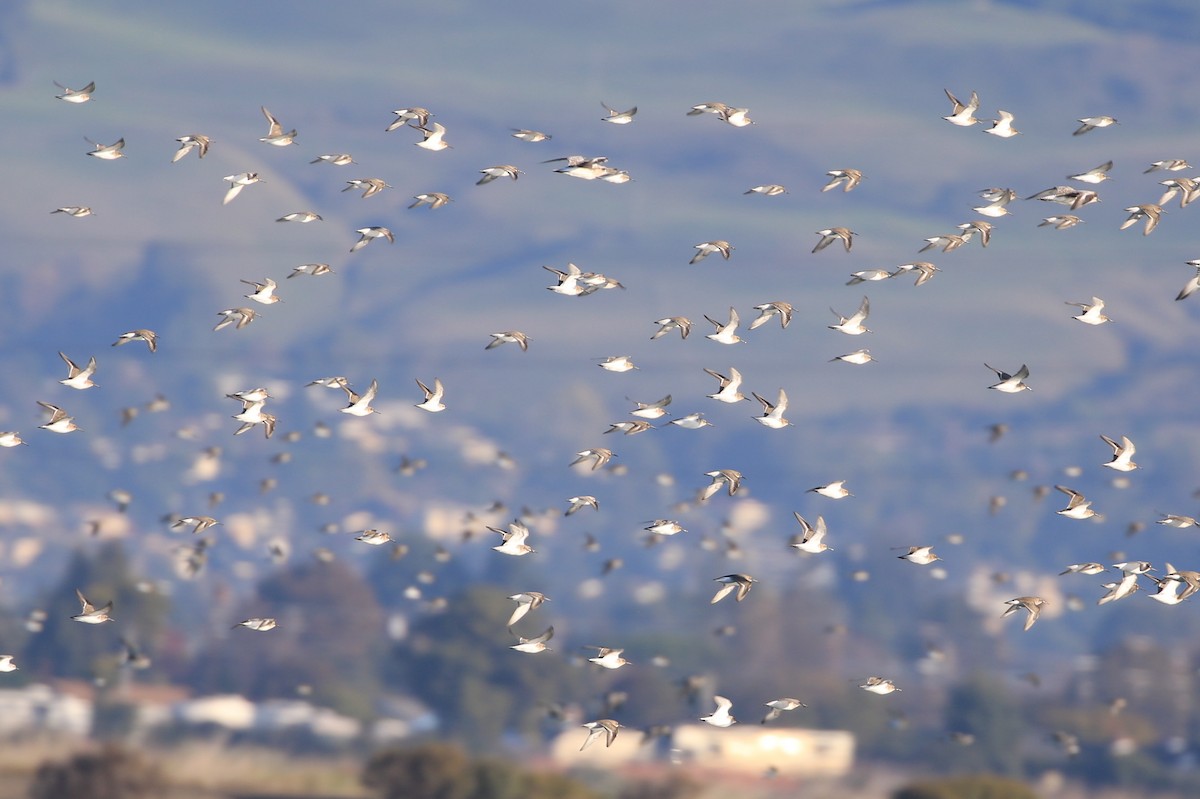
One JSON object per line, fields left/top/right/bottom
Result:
{"left": 511, "top": 626, "right": 553, "bottom": 653}
{"left": 259, "top": 107, "right": 297, "bottom": 146}
{"left": 1074, "top": 116, "right": 1117, "bottom": 135}
{"left": 942, "top": 88, "right": 979, "bottom": 126}
{"left": 711, "top": 574, "right": 756, "bottom": 603}
{"left": 985, "top": 363, "right": 1031, "bottom": 393}
{"left": 829, "top": 297, "right": 870, "bottom": 335}
{"left": 55, "top": 80, "right": 95, "bottom": 103}
{"left": 73, "top": 589, "right": 113, "bottom": 624}
{"left": 1055, "top": 486, "right": 1097, "bottom": 520}
{"left": 701, "top": 695, "right": 737, "bottom": 726}
{"left": 601, "top": 102, "right": 637, "bottom": 124}
{"left": 822, "top": 169, "right": 863, "bottom": 192}
{"left": 85, "top": 137, "right": 125, "bottom": 160}
{"left": 652, "top": 317, "right": 692, "bottom": 340}
{"left": 222, "top": 172, "right": 262, "bottom": 205}
{"left": 813, "top": 227, "right": 855, "bottom": 253}
{"left": 37, "top": 402, "right": 80, "bottom": 434}
{"left": 340, "top": 379, "right": 379, "bottom": 416}
{"left": 1002, "top": 596, "right": 1047, "bottom": 631}
{"left": 507, "top": 592, "right": 548, "bottom": 627}
{"left": 579, "top": 719, "right": 621, "bottom": 750}
{"left": 173, "top": 134, "right": 211, "bottom": 162}
{"left": 58, "top": 352, "right": 97, "bottom": 390}
{"left": 350, "top": 226, "right": 394, "bottom": 252}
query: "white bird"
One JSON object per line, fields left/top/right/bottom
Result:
{"left": 52, "top": 206, "right": 94, "bottom": 218}
{"left": 829, "top": 297, "right": 870, "bottom": 335}
{"left": 242, "top": 277, "right": 281, "bottom": 305}
{"left": 339, "top": 379, "right": 379, "bottom": 416}
{"left": 37, "top": 402, "right": 80, "bottom": 434}
{"left": 565, "top": 495, "right": 599, "bottom": 516}
{"left": 415, "top": 122, "right": 451, "bottom": 151}
{"left": 477, "top": 164, "right": 522, "bottom": 185}
{"left": 601, "top": 102, "right": 637, "bottom": 124}
{"left": 598, "top": 355, "right": 637, "bottom": 372}
{"left": 645, "top": 519, "right": 686, "bottom": 537}
{"left": 490, "top": 520, "right": 535, "bottom": 556}
{"left": 288, "top": 263, "right": 333, "bottom": 279}
{"left": 486, "top": 331, "right": 530, "bottom": 351}
{"left": 669, "top": 413, "right": 712, "bottom": 430}
{"left": 213, "top": 308, "right": 258, "bottom": 332}
{"left": 897, "top": 546, "right": 941, "bottom": 565}
{"left": 1074, "top": 116, "right": 1117, "bottom": 135}
{"left": 822, "top": 169, "right": 863, "bottom": 192}
{"left": 790, "top": 513, "right": 832, "bottom": 554}
{"left": 651, "top": 317, "right": 692, "bottom": 340}
{"left": 507, "top": 592, "right": 549, "bottom": 627}
{"left": 630, "top": 395, "right": 672, "bottom": 419}
{"left": 350, "top": 226, "right": 394, "bottom": 252}
{"left": 1039, "top": 215, "right": 1083, "bottom": 230}
{"left": 700, "top": 469, "right": 742, "bottom": 500}
{"left": 222, "top": 172, "right": 262, "bottom": 205}
{"left": 701, "top": 695, "right": 737, "bottom": 726}
{"left": 809, "top": 480, "right": 852, "bottom": 499}
{"left": 58, "top": 352, "right": 97, "bottom": 390}
{"left": 1002, "top": 596, "right": 1047, "bottom": 631}
{"left": 510, "top": 625, "right": 554, "bottom": 653}
{"left": 748, "top": 301, "right": 792, "bottom": 330}
{"left": 762, "top": 698, "right": 806, "bottom": 723}
{"left": 173, "top": 134, "right": 211, "bottom": 162}
{"left": 1100, "top": 434, "right": 1136, "bottom": 472}
{"left": 0, "top": 654, "right": 17, "bottom": 673}
{"left": 860, "top": 677, "right": 900, "bottom": 694}
{"left": 745, "top": 184, "right": 788, "bottom": 196}
{"left": 705, "top": 367, "right": 746, "bottom": 403}
{"left": 54, "top": 80, "right": 95, "bottom": 103}
{"left": 343, "top": 178, "right": 391, "bottom": 198}
{"left": 711, "top": 574, "right": 756, "bottom": 604}
{"left": 587, "top": 646, "right": 631, "bottom": 669}
{"left": 0, "top": 432, "right": 26, "bottom": 447}
{"left": 310, "top": 152, "right": 354, "bottom": 165}
{"left": 570, "top": 448, "right": 613, "bottom": 471}
{"left": 942, "top": 88, "right": 979, "bottom": 126}
{"left": 85, "top": 137, "right": 125, "bottom": 160}
{"left": 1068, "top": 161, "right": 1112, "bottom": 184}
{"left": 985, "top": 363, "right": 1031, "bottom": 393}
{"left": 409, "top": 192, "right": 452, "bottom": 209}
{"left": 752, "top": 389, "right": 790, "bottom": 428}
{"left": 704, "top": 308, "right": 743, "bottom": 345}
{"left": 1120, "top": 204, "right": 1162, "bottom": 236}
{"left": 1156, "top": 514, "right": 1198, "bottom": 529}
{"left": 233, "top": 617, "right": 277, "bottom": 632}
{"left": 983, "top": 110, "right": 1019, "bottom": 137}
{"left": 831, "top": 349, "right": 875, "bottom": 365}
{"left": 72, "top": 589, "right": 113, "bottom": 624}
{"left": 386, "top": 107, "right": 432, "bottom": 131}
{"left": 1066, "top": 297, "right": 1110, "bottom": 325}
{"left": 1177, "top": 263, "right": 1200, "bottom": 301}
{"left": 690, "top": 240, "right": 734, "bottom": 264}
{"left": 511, "top": 129, "right": 551, "bottom": 142}
{"left": 579, "top": 719, "right": 621, "bottom": 750}
{"left": 112, "top": 329, "right": 157, "bottom": 352}
{"left": 1055, "top": 486, "right": 1096, "bottom": 520}
{"left": 259, "top": 106, "right": 297, "bottom": 146}
{"left": 813, "top": 227, "right": 855, "bottom": 253}
{"left": 414, "top": 378, "right": 445, "bottom": 412}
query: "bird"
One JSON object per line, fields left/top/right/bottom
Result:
{"left": 1100, "top": 435, "right": 1136, "bottom": 471}
{"left": 511, "top": 129, "right": 551, "bottom": 142}
{"left": 669, "top": 413, "right": 712, "bottom": 430}
{"left": 58, "top": 352, "right": 97, "bottom": 390}
{"left": 942, "top": 88, "right": 979, "bottom": 126}
{"left": 829, "top": 297, "right": 871, "bottom": 335}
{"left": 1177, "top": 263, "right": 1200, "bottom": 301}
{"left": 645, "top": 520, "right": 686, "bottom": 537}
{"left": 601, "top": 102, "right": 637, "bottom": 124}
{"left": 847, "top": 269, "right": 891, "bottom": 285}
{"left": 259, "top": 106, "right": 297, "bottom": 146}
{"left": 587, "top": 646, "right": 631, "bottom": 669}
{"left": 630, "top": 395, "right": 672, "bottom": 419}
{"left": 409, "top": 192, "right": 452, "bottom": 209}
{"left": 985, "top": 363, "right": 1031, "bottom": 393}
{"left": 507, "top": 592, "right": 549, "bottom": 627}
{"left": 172, "top": 134, "right": 211, "bottom": 162}
{"left": 711, "top": 574, "right": 756, "bottom": 604}
{"left": 1156, "top": 514, "right": 1198, "bottom": 529}
{"left": 701, "top": 469, "right": 743, "bottom": 500}
{"left": 831, "top": 349, "right": 875, "bottom": 365}
{"left": 822, "top": 169, "right": 863, "bottom": 192}
{"left": 701, "top": 695, "right": 737, "bottom": 726}
{"left": 690, "top": 240, "right": 734, "bottom": 264}
{"left": 605, "top": 420, "right": 653, "bottom": 436}
{"left": 112, "top": 329, "right": 158, "bottom": 352}
{"left": 1157, "top": 177, "right": 1199, "bottom": 208}
{"left": 310, "top": 153, "right": 355, "bottom": 165}
{"left": 1060, "top": 563, "right": 1105, "bottom": 576}
{"left": 762, "top": 698, "right": 806, "bottom": 723}
{"left": 809, "top": 480, "right": 852, "bottom": 499}
{"left": 860, "top": 677, "right": 901, "bottom": 695}
{"left": 1055, "top": 486, "right": 1097, "bottom": 520}
{"left": 749, "top": 301, "right": 792, "bottom": 330}
{"left": 1074, "top": 116, "right": 1117, "bottom": 135}
{"left": 355, "top": 529, "right": 392, "bottom": 546}
{"left": 891, "top": 262, "right": 941, "bottom": 286}
{"left": 490, "top": 520, "right": 535, "bottom": 556}
{"left": 343, "top": 178, "right": 391, "bottom": 199}
{"left": 1066, "top": 297, "right": 1110, "bottom": 325}
{"left": 350, "top": 226, "right": 394, "bottom": 252}
{"left": 790, "top": 513, "right": 833, "bottom": 554}
{"left": 54, "top": 80, "right": 95, "bottom": 103}
{"left": 37, "top": 402, "right": 80, "bottom": 434}
{"left": 705, "top": 367, "right": 746, "bottom": 403}
{"left": 813, "top": 227, "right": 855, "bottom": 253}
{"left": 415, "top": 122, "right": 451, "bottom": 151}
{"left": 486, "top": 331, "right": 530, "bottom": 351}
{"left": 386, "top": 107, "right": 432, "bottom": 131}
{"left": 0, "top": 655, "right": 17, "bottom": 673}
{"left": 341, "top": 379, "right": 379, "bottom": 416}
{"left": 1146, "top": 159, "right": 1191, "bottom": 173}
{"left": 1002, "top": 596, "right": 1047, "bottom": 631}
{"left": 72, "top": 589, "right": 113, "bottom": 624}
{"left": 511, "top": 626, "right": 553, "bottom": 653}
{"left": 242, "top": 277, "right": 281, "bottom": 305}
{"left": 579, "top": 719, "right": 621, "bottom": 750}
{"left": 477, "top": 165, "right": 522, "bottom": 185}
{"left": 222, "top": 172, "right": 263, "bottom": 205}
{"left": 565, "top": 495, "right": 599, "bottom": 516}
{"left": 288, "top": 263, "right": 333, "bottom": 279}
{"left": 897, "top": 546, "right": 941, "bottom": 565}
{"left": 0, "top": 432, "right": 26, "bottom": 448}
{"left": 51, "top": 206, "right": 94, "bottom": 218}
{"left": 213, "top": 307, "right": 258, "bottom": 332}
{"left": 1039, "top": 215, "right": 1083, "bottom": 230}
{"left": 745, "top": 184, "right": 788, "bottom": 196}
{"left": 233, "top": 618, "right": 277, "bottom": 631}
{"left": 957, "top": 220, "right": 993, "bottom": 247}
{"left": 752, "top": 389, "right": 790, "bottom": 428}
{"left": 598, "top": 355, "right": 637, "bottom": 372}
{"left": 983, "top": 110, "right": 1020, "bottom": 137}
{"left": 1120, "top": 204, "right": 1162, "bottom": 236}
{"left": 85, "top": 137, "right": 125, "bottom": 160}
{"left": 651, "top": 317, "right": 692, "bottom": 340}
{"left": 1068, "top": 161, "right": 1112, "bottom": 184}
{"left": 570, "top": 448, "right": 613, "bottom": 471}
{"left": 704, "top": 308, "right": 743, "bottom": 345}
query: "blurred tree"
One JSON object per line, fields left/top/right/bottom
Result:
{"left": 21, "top": 543, "right": 169, "bottom": 682}
{"left": 27, "top": 744, "right": 164, "bottom": 799}
{"left": 387, "top": 585, "right": 585, "bottom": 750}
{"left": 892, "top": 773, "right": 1039, "bottom": 799}
{"left": 940, "top": 675, "right": 1026, "bottom": 776}
{"left": 189, "top": 558, "right": 385, "bottom": 719}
